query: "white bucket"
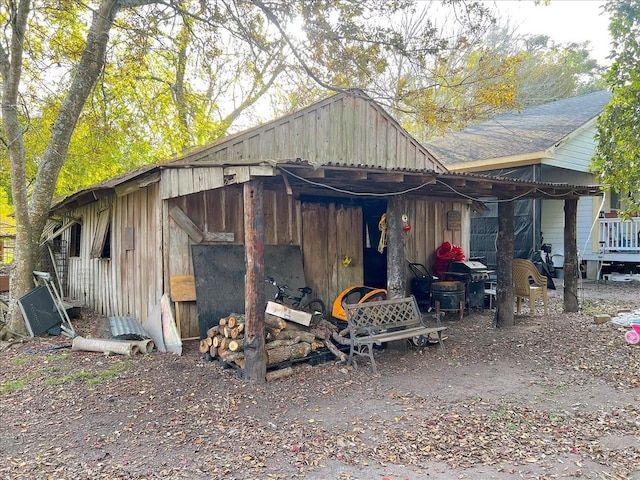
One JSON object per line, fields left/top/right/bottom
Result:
{"left": 551, "top": 254, "right": 564, "bottom": 268}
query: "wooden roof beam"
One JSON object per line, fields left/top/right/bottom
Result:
{"left": 324, "top": 169, "right": 367, "bottom": 181}
{"left": 369, "top": 172, "right": 405, "bottom": 183}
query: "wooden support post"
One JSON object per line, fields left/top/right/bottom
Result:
{"left": 496, "top": 201, "right": 515, "bottom": 327}
{"left": 243, "top": 180, "right": 266, "bottom": 383}
{"left": 386, "top": 197, "right": 406, "bottom": 299}
{"left": 564, "top": 198, "right": 579, "bottom": 312}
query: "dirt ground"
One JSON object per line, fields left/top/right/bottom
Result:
{"left": 1, "top": 279, "right": 640, "bottom": 480}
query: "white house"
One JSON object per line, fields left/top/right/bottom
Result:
{"left": 427, "top": 91, "right": 621, "bottom": 280}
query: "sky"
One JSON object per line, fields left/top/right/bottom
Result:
{"left": 488, "top": 1, "right": 612, "bottom": 65}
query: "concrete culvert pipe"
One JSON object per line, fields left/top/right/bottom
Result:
{"left": 72, "top": 336, "right": 140, "bottom": 356}
{"left": 130, "top": 339, "right": 155, "bottom": 354}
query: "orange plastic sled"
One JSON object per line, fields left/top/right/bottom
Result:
{"left": 331, "top": 285, "right": 387, "bottom": 322}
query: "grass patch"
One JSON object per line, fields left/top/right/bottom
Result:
{"left": 43, "top": 360, "right": 133, "bottom": 386}
{"left": 45, "top": 352, "right": 69, "bottom": 362}
{"left": 1, "top": 379, "right": 26, "bottom": 392}
{"left": 580, "top": 298, "right": 601, "bottom": 315}
{"left": 538, "top": 381, "right": 569, "bottom": 398}
{"left": 10, "top": 357, "right": 31, "bottom": 366}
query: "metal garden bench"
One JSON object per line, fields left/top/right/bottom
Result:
{"left": 344, "top": 295, "right": 447, "bottom": 374}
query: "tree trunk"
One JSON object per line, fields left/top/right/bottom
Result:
{"left": 243, "top": 180, "right": 266, "bottom": 383}
{"left": 495, "top": 201, "right": 515, "bottom": 328}
{"left": 1, "top": 0, "right": 121, "bottom": 340}
{"left": 564, "top": 198, "right": 579, "bottom": 312}
{"left": 386, "top": 197, "right": 406, "bottom": 298}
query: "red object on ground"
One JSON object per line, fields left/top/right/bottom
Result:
{"left": 433, "top": 241, "right": 466, "bottom": 279}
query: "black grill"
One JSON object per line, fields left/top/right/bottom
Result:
{"left": 444, "top": 261, "right": 492, "bottom": 309}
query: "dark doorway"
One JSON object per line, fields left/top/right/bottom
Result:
{"left": 362, "top": 200, "right": 387, "bottom": 288}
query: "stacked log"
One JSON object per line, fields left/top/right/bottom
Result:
{"left": 202, "top": 312, "right": 346, "bottom": 372}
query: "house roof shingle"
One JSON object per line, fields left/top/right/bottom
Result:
{"left": 426, "top": 90, "right": 613, "bottom": 165}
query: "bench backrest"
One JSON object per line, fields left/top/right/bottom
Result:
{"left": 344, "top": 295, "right": 422, "bottom": 335}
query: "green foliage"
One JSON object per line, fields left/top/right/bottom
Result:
{"left": 0, "top": 0, "right": 612, "bottom": 216}
{"left": 593, "top": 0, "right": 640, "bottom": 213}
{"left": 0, "top": 379, "right": 26, "bottom": 392}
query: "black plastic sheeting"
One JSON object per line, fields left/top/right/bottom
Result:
{"left": 470, "top": 166, "right": 542, "bottom": 269}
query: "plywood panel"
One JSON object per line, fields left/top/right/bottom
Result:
{"left": 191, "top": 245, "right": 306, "bottom": 338}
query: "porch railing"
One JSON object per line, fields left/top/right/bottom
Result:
{"left": 598, "top": 217, "right": 640, "bottom": 253}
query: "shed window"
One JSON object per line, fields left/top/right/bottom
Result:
{"left": 91, "top": 208, "right": 111, "bottom": 259}
{"left": 70, "top": 223, "right": 82, "bottom": 257}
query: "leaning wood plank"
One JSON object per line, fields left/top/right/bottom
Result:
{"left": 265, "top": 301, "right": 312, "bottom": 326}
{"left": 169, "top": 206, "right": 204, "bottom": 243}
{"left": 72, "top": 336, "right": 139, "bottom": 356}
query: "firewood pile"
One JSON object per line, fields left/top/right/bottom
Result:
{"left": 199, "top": 312, "right": 350, "bottom": 375}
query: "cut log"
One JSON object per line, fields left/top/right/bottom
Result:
{"left": 207, "top": 326, "right": 219, "bottom": 338}
{"left": 265, "top": 338, "right": 303, "bottom": 350}
{"left": 199, "top": 338, "right": 210, "bottom": 354}
{"left": 274, "top": 329, "right": 316, "bottom": 344}
{"left": 212, "top": 335, "right": 222, "bottom": 348}
{"left": 265, "top": 313, "right": 287, "bottom": 330}
{"left": 209, "top": 346, "right": 218, "bottom": 358}
{"left": 266, "top": 367, "right": 294, "bottom": 382}
{"left": 267, "top": 342, "right": 311, "bottom": 365}
{"left": 311, "top": 340, "right": 323, "bottom": 350}
{"left": 237, "top": 323, "right": 244, "bottom": 334}
{"left": 331, "top": 330, "right": 350, "bottom": 346}
{"left": 286, "top": 321, "right": 334, "bottom": 341}
{"left": 323, "top": 338, "right": 347, "bottom": 363}
{"left": 318, "top": 318, "right": 339, "bottom": 332}
{"left": 219, "top": 349, "right": 244, "bottom": 364}
{"left": 223, "top": 326, "right": 233, "bottom": 338}
{"left": 308, "top": 326, "right": 332, "bottom": 340}
{"left": 219, "top": 318, "right": 227, "bottom": 327}
{"left": 219, "top": 337, "right": 229, "bottom": 351}
{"left": 228, "top": 339, "right": 244, "bottom": 352}
{"left": 265, "top": 326, "right": 281, "bottom": 340}
{"left": 227, "top": 316, "right": 238, "bottom": 328}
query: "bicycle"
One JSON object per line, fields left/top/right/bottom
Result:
{"left": 265, "top": 276, "right": 326, "bottom": 317}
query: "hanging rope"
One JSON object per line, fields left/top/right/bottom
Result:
{"left": 377, "top": 213, "right": 387, "bottom": 253}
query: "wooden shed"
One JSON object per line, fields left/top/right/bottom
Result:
{"left": 46, "top": 90, "right": 601, "bottom": 338}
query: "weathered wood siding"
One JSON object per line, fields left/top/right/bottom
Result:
{"left": 182, "top": 94, "right": 447, "bottom": 173}
{"left": 301, "top": 202, "right": 364, "bottom": 307}
{"left": 165, "top": 185, "right": 303, "bottom": 337}
{"left": 59, "top": 178, "right": 469, "bottom": 339}
{"left": 165, "top": 187, "right": 467, "bottom": 336}
{"left": 64, "top": 184, "right": 163, "bottom": 321}
{"left": 403, "top": 197, "right": 471, "bottom": 272}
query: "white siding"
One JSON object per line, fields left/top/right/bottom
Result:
{"left": 541, "top": 200, "right": 565, "bottom": 266}
{"left": 544, "top": 124, "right": 598, "bottom": 172}
{"left": 542, "top": 197, "right": 601, "bottom": 264}
{"left": 577, "top": 197, "right": 600, "bottom": 260}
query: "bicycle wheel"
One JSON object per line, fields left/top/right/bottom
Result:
{"left": 302, "top": 298, "right": 326, "bottom": 317}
